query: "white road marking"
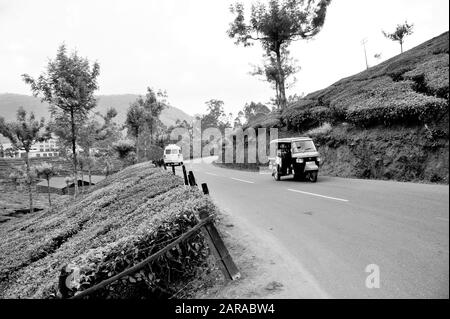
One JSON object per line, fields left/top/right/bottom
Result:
{"left": 287, "top": 189, "right": 349, "bottom": 202}
{"left": 231, "top": 178, "right": 255, "bottom": 184}
{"left": 436, "top": 217, "right": 449, "bottom": 222}
{"left": 205, "top": 172, "right": 219, "bottom": 176}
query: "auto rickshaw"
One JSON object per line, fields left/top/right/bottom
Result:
{"left": 268, "top": 137, "right": 321, "bottom": 182}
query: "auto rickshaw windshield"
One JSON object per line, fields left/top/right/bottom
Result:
{"left": 292, "top": 140, "right": 316, "bottom": 153}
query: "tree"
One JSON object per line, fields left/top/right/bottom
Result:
{"left": 141, "top": 88, "right": 167, "bottom": 144}
{"left": 125, "top": 102, "right": 148, "bottom": 162}
{"left": 201, "top": 99, "right": 231, "bottom": 131}
{"left": 23, "top": 44, "right": 100, "bottom": 197}
{"left": 125, "top": 88, "right": 166, "bottom": 162}
{"left": 251, "top": 47, "right": 300, "bottom": 107}
{"left": 77, "top": 108, "right": 120, "bottom": 185}
{"left": 65, "top": 176, "right": 73, "bottom": 195}
{"left": 35, "top": 163, "right": 57, "bottom": 207}
{"left": 0, "top": 108, "right": 49, "bottom": 213}
{"left": 112, "top": 139, "right": 136, "bottom": 167}
{"left": 242, "top": 102, "right": 271, "bottom": 124}
{"left": 102, "top": 157, "right": 114, "bottom": 178}
{"left": 233, "top": 116, "right": 243, "bottom": 129}
{"left": 228, "top": 0, "right": 332, "bottom": 109}
{"left": 383, "top": 21, "right": 414, "bottom": 53}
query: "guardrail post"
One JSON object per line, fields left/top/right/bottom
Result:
{"left": 201, "top": 183, "right": 209, "bottom": 195}
{"left": 188, "top": 171, "right": 197, "bottom": 186}
{"left": 182, "top": 165, "right": 189, "bottom": 185}
{"left": 198, "top": 210, "right": 240, "bottom": 281}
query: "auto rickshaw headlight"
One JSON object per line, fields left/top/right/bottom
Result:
{"left": 317, "top": 157, "right": 321, "bottom": 162}
{"left": 296, "top": 158, "right": 304, "bottom": 163}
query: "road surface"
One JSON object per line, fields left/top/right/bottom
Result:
{"left": 177, "top": 157, "right": 449, "bottom": 298}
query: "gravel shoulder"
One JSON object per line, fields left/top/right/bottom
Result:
{"left": 196, "top": 206, "right": 329, "bottom": 299}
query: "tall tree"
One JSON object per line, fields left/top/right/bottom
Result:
{"left": 0, "top": 108, "right": 49, "bottom": 213}
{"left": 142, "top": 88, "right": 167, "bottom": 144}
{"left": 382, "top": 21, "right": 414, "bottom": 53}
{"left": 228, "top": 0, "right": 332, "bottom": 109}
{"left": 251, "top": 47, "right": 299, "bottom": 108}
{"left": 201, "top": 99, "right": 231, "bottom": 131}
{"left": 22, "top": 44, "right": 100, "bottom": 197}
{"left": 77, "top": 108, "right": 120, "bottom": 184}
{"left": 125, "top": 102, "right": 149, "bottom": 162}
{"left": 125, "top": 88, "right": 166, "bottom": 161}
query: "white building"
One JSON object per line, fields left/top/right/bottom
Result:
{"left": 1, "top": 137, "right": 60, "bottom": 159}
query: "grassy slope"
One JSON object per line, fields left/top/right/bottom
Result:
{"left": 0, "top": 162, "right": 217, "bottom": 298}
{"left": 245, "top": 32, "right": 449, "bottom": 183}
{"left": 284, "top": 32, "right": 448, "bottom": 120}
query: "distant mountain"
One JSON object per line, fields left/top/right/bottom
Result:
{"left": 0, "top": 93, "right": 193, "bottom": 142}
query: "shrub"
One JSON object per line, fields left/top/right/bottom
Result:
{"left": 345, "top": 94, "right": 448, "bottom": 127}
{"left": 287, "top": 106, "right": 331, "bottom": 131}
{"left": 403, "top": 53, "right": 449, "bottom": 99}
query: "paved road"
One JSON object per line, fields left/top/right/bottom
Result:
{"left": 177, "top": 158, "right": 449, "bottom": 298}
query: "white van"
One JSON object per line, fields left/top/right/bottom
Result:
{"left": 163, "top": 144, "right": 183, "bottom": 166}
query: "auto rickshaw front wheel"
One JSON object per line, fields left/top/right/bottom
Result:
{"left": 307, "top": 171, "right": 318, "bottom": 183}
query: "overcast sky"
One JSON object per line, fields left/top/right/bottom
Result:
{"left": 0, "top": 0, "right": 448, "bottom": 116}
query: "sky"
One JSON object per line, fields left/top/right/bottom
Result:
{"left": 0, "top": 0, "right": 448, "bottom": 117}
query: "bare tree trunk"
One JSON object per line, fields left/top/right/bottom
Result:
{"left": 400, "top": 40, "right": 403, "bottom": 53}
{"left": 70, "top": 109, "right": 78, "bottom": 197}
{"left": 275, "top": 81, "right": 280, "bottom": 108}
{"left": 47, "top": 178, "right": 52, "bottom": 208}
{"left": 150, "top": 120, "right": 153, "bottom": 146}
{"left": 275, "top": 47, "right": 287, "bottom": 110}
{"left": 25, "top": 151, "right": 33, "bottom": 214}
{"left": 88, "top": 161, "right": 92, "bottom": 185}
{"left": 136, "top": 129, "right": 140, "bottom": 163}
{"left": 80, "top": 166, "right": 84, "bottom": 193}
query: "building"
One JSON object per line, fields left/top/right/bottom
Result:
{"left": 36, "top": 175, "right": 105, "bottom": 195}
{"left": 1, "top": 137, "right": 60, "bottom": 159}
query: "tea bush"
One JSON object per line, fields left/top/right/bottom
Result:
{"left": 271, "top": 32, "right": 449, "bottom": 132}
{"left": 0, "top": 161, "right": 218, "bottom": 298}
{"left": 345, "top": 94, "right": 448, "bottom": 127}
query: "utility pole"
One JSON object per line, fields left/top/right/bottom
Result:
{"left": 361, "top": 38, "right": 369, "bottom": 70}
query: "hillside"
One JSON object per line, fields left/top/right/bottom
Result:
{"left": 0, "top": 93, "right": 193, "bottom": 135}
{"left": 246, "top": 31, "right": 450, "bottom": 183}
{"left": 0, "top": 162, "right": 218, "bottom": 298}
